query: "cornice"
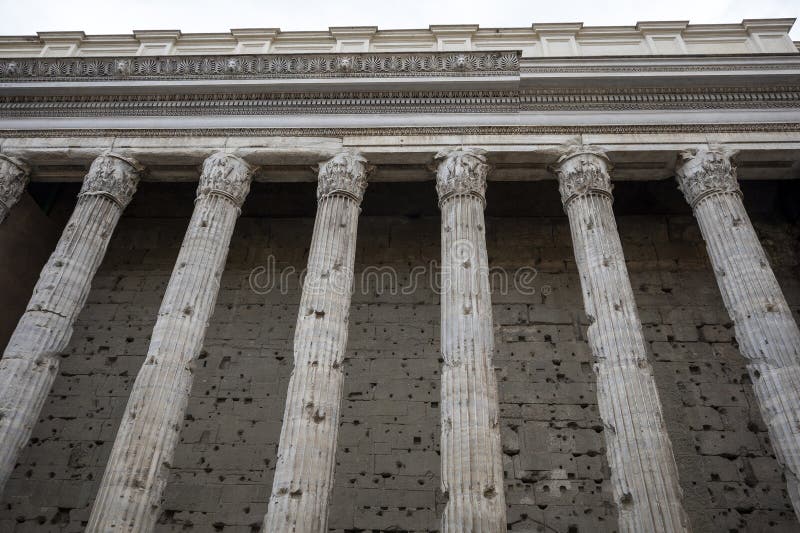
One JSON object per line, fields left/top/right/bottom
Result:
{"left": 519, "top": 54, "right": 800, "bottom": 74}
{"left": 0, "top": 86, "right": 797, "bottom": 117}
{"left": 519, "top": 86, "right": 800, "bottom": 110}
{"left": 0, "top": 122, "right": 797, "bottom": 139}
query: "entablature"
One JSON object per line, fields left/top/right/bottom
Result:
{"left": 2, "top": 131, "right": 798, "bottom": 184}
{"left": 1, "top": 52, "right": 799, "bottom": 98}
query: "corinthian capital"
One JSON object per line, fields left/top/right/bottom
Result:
{"left": 80, "top": 152, "right": 143, "bottom": 208}
{"left": 675, "top": 147, "right": 740, "bottom": 208}
{"left": 434, "top": 147, "right": 489, "bottom": 204}
{"left": 552, "top": 146, "right": 612, "bottom": 206}
{"left": 0, "top": 155, "right": 31, "bottom": 219}
{"left": 197, "top": 152, "right": 256, "bottom": 207}
{"left": 316, "top": 150, "right": 373, "bottom": 202}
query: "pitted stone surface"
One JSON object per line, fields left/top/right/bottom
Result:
{"left": 677, "top": 148, "right": 800, "bottom": 520}
{"left": 87, "top": 153, "right": 255, "bottom": 532}
{"left": 554, "top": 148, "right": 689, "bottom": 532}
{"left": 0, "top": 180, "right": 797, "bottom": 533}
{"left": 265, "top": 153, "right": 370, "bottom": 532}
{"left": 436, "top": 148, "right": 506, "bottom": 531}
{"left": 0, "top": 153, "right": 142, "bottom": 498}
{"left": 0, "top": 155, "right": 30, "bottom": 223}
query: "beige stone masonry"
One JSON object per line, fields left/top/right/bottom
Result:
{"left": 676, "top": 147, "right": 800, "bottom": 518}
{"left": 0, "top": 152, "right": 141, "bottom": 494}
{"left": 553, "top": 146, "right": 689, "bottom": 532}
{"left": 264, "top": 151, "right": 371, "bottom": 533}
{"left": 86, "top": 152, "right": 255, "bottom": 532}
{"left": 436, "top": 147, "right": 506, "bottom": 532}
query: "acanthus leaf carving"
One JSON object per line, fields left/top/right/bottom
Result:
{"left": 197, "top": 152, "right": 256, "bottom": 207}
{"left": 0, "top": 155, "right": 31, "bottom": 219}
{"left": 434, "top": 147, "right": 489, "bottom": 204}
{"left": 79, "top": 152, "right": 143, "bottom": 208}
{"left": 553, "top": 145, "right": 613, "bottom": 206}
{"left": 675, "top": 147, "right": 740, "bottom": 207}
{"left": 316, "top": 151, "right": 372, "bottom": 203}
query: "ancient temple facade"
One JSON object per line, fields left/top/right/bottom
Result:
{"left": 0, "top": 18, "right": 799, "bottom": 533}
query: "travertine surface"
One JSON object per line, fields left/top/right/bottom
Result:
{"left": 676, "top": 148, "right": 800, "bottom": 519}
{"left": 553, "top": 147, "right": 690, "bottom": 532}
{"left": 87, "top": 153, "right": 255, "bottom": 532}
{"left": 264, "top": 152, "right": 371, "bottom": 532}
{"left": 0, "top": 153, "right": 141, "bottom": 495}
{"left": 436, "top": 148, "right": 506, "bottom": 531}
{"left": 0, "top": 155, "right": 30, "bottom": 223}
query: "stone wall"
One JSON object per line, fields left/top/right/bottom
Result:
{"left": 0, "top": 191, "right": 60, "bottom": 348}
{"left": 0, "top": 178, "right": 798, "bottom": 532}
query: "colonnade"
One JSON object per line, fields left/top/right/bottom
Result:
{"left": 0, "top": 145, "right": 797, "bottom": 532}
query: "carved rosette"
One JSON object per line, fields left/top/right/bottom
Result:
{"left": 553, "top": 146, "right": 613, "bottom": 206}
{"left": 197, "top": 152, "right": 256, "bottom": 207}
{"left": 434, "top": 147, "right": 489, "bottom": 205}
{"left": 316, "top": 151, "right": 372, "bottom": 203}
{"left": 0, "top": 155, "right": 31, "bottom": 218}
{"left": 79, "top": 152, "right": 143, "bottom": 208}
{"left": 675, "top": 148, "right": 740, "bottom": 207}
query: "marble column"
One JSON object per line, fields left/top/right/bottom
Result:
{"left": 676, "top": 147, "right": 800, "bottom": 517}
{"left": 0, "top": 152, "right": 141, "bottom": 494}
{"left": 264, "top": 151, "right": 371, "bottom": 533}
{"left": 0, "top": 155, "right": 31, "bottom": 223}
{"left": 87, "top": 153, "right": 255, "bottom": 532}
{"left": 435, "top": 147, "right": 506, "bottom": 532}
{"left": 553, "top": 146, "right": 689, "bottom": 532}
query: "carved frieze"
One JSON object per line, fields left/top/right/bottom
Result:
{"left": 316, "top": 151, "right": 372, "bottom": 202}
{"left": 434, "top": 147, "right": 489, "bottom": 204}
{"left": 79, "top": 152, "right": 143, "bottom": 208}
{"left": 552, "top": 146, "right": 613, "bottom": 206}
{"left": 675, "top": 148, "right": 740, "bottom": 207}
{"left": 0, "top": 155, "right": 30, "bottom": 217}
{"left": 0, "top": 52, "right": 519, "bottom": 82}
{"left": 197, "top": 152, "right": 256, "bottom": 206}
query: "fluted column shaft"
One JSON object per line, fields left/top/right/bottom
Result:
{"left": 264, "top": 151, "right": 371, "bottom": 533}
{"left": 676, "top": 148, "right": 800, "bottom": 517}
{"left": 0, "top": 155, "right": 30, "bottom": 223}
{"left": 435, "top": 148, "right": 506, "bottom": 532}
{"left": 87, "top": 153, "right": 255, "bottom": 532}
{"left": 0, "top": 153, "right": 141, "bottom": 494}
{"left": 555, "top": 148, "right": 689, "bottom": 532}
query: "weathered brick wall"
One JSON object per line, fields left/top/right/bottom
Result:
{"left": 0, "top": 179, "right": 797, "bottom": 532}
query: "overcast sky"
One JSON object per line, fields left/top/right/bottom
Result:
{"left": 0, "top": 0, "right": 797, "bottom": 38}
